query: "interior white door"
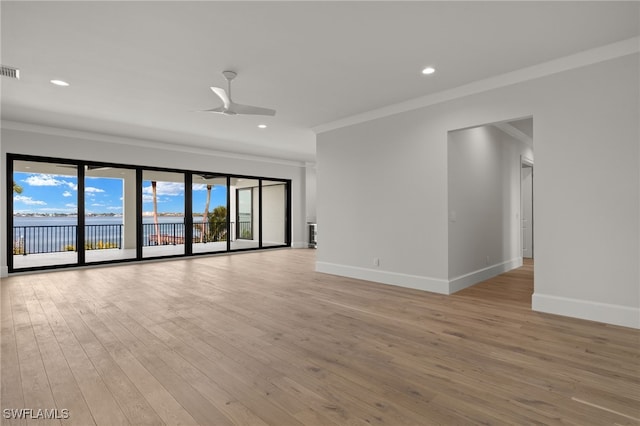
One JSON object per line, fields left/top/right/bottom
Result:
{"left": 521, "top": 165, "right": 533, "bottom": 258}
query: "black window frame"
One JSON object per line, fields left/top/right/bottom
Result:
{"left": 6, "top": 153, "right": 292, "bottom": 273}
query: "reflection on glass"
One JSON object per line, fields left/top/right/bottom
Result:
{"left": 231, "top": 178, "right": 259, "bottom": 250}
{"left": 84, "top": 166, "right": 137, "bottom": 263}
{"left": 238, "top": 188, "right": 253, "bottom": 239}
{"left": 142, "top": 171, "right": 185, "bottom": 258}
{"left": 192, "top": 175, "right": 228, "bottom": 254}
{"left": 261, "top": 181, "right": 288, "bottom": 247}
{"left": 12, "top": 160, "right": 78, "bottom": 269}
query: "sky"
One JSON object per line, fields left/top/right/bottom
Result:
{"left": 13, "top": 172, "right": 227, "bottom": 214}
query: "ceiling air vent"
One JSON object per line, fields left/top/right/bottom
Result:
{"left": 0, "top": 65, "right": 20, "bottom": 79}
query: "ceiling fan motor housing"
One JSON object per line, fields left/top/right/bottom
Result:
{"left": 222, "top": 70, "right": 237, "bottom": 81}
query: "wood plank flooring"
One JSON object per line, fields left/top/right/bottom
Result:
{"left": 1, "top": 251, "right": 638, "bottom": 425}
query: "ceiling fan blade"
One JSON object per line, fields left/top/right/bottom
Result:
{"left": 210, "top": 87, "right": 230, "bottom": 109}
{"left": 197, "top": 106, "right": 227, "bottom": 114}
{"left": 230, "top": 102, "right": 276, "bottom": 116}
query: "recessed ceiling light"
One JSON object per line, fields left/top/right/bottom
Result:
{"left": 421, "top": 67, "right": 436, "bottom": 75}
{"left": 258, "top": 124, "right": 267, "bottom": 129}
{"left": 50, "top": 79, "right": 69, "bottom": 86}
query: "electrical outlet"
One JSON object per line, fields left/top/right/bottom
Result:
{"left": 373, "top": 257, "right": 380, "bottom": 267}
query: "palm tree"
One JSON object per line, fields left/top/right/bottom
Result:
{"left": 13, "top": 181, "right": 23, "bottom": 194}
{"left": 201, "top": 184, "right": 212, "bottom": 243}
{"left": 208, "top": 205, "right": 227, "bottom": 242}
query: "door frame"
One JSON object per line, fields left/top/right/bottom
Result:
{"left": 521, "top": 156, "right": 534, "bottom": 259}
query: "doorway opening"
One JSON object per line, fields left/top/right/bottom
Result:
{"left": 447, "top": 116, "right": 534, "bottom": 306}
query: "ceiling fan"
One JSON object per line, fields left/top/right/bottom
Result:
{"left": 200, "top": 71, "right": 276, "bottom": 116}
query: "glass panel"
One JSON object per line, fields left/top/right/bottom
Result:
{"left": 12, "top": 160, "right": 78, "bottom": 269}
{"left": 237, "top": 189, "right": 253, "bottom": 239}
{"left": 231, "top": 178, "right": 259, "bottom": 250}
{"left": 142, "top": 171, "right": 185, "bottom": 258}
{"left": 261, "top": 181, "right": 287, "bottom": 247}
{"left": 192, "top": 174, "right": 228, "bottom": 254}
{"left": 9, "top": 155, "right": 290, "bottom": 271}
{"left": 85, "top": 166, "right": 137, "bottom": 263}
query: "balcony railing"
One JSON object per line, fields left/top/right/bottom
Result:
{"left": 144, "top": 222, "right": 186, "bottom": 246}
{"left": 12, "top": 221, "right": 251, "bottom": 254}
{"left": 13, "top": 224, "right": 123, "bottom": 255}
{"left": 238, "top": 221, "right": 252, "bottom": 239}
{"left": 85, "top": 224, "right": 123, "bottom": 250}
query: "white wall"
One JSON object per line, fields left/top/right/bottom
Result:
{"left": 1, "top": 124, "right": 309, "bottom": 275}
{"left": 448, "top": 125, "right": 531, "bottom": 291}
{"left": 305, "top": 163, "right": 317, "bottom": 224}
{"left": 317, "top": 53, "right": 639, "bottom": 328}
{"left": 316, "top": 108, "right": 451, "bottom": 293}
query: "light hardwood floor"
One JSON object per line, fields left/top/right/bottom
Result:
{"left": 1, "top": 251, "right": 638, "bottom": 425}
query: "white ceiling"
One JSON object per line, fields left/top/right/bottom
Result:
{"left": 2, "top": 1, "right": 638, "bottom": 162}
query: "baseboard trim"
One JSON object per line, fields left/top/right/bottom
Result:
{"left": 532, "top": 293, "right": 640, "bottom": 329}
{"left": 0, "top": 266, "right": 7, "bottom": 278}
{"left": 316, "top": 261, "right": 449, "bottom": 294}
{"left": 448, "top": 257, "right": 523, "bottom": 294}
{"left": 291, "top": 242, "right": 308, "bottom": 249}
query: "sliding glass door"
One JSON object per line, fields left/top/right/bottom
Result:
{"left": 232, "top": 178, "right": 260, "bottom": 250}
{"left": 261, "top": 180, "right": 288, "bottom": 247}
{"left": 8, "top": 154, "right": 291, "bottom": 272}
{"left": 84, "top": 166, "right": 137, "bottom": 263}
{"left": 142, "top": 170, "right": 185, "bottom": 259}
{"left": 192, "top": 174, "right": 228, "bottom": 254}
{"left": 11, "top": 159, "right": 79, "bottom": 269}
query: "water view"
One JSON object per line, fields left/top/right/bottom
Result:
{"left": 12, "top": 214, "right": 247, "bottom": 255}
{"left": 13, "top": 215, "right": 188, "bottom": 255}
{"left": 10, "top": 163, "right": 283, "bottom": 271}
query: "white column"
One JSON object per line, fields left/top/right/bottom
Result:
{"left": 229, "top": 185, "right": 236, "bottom": 241}
{"left": 122, "top": 170, "right": 137, "bottom": 249}
{"left": 305, "top": 162, "right": 316, "bottom": 224}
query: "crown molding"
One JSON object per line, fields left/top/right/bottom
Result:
{"left": 313, "top": 37, "right": 640, "bottom": 134}
{"left": 1, "top": 120, "right": 307, "bottom": 168}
